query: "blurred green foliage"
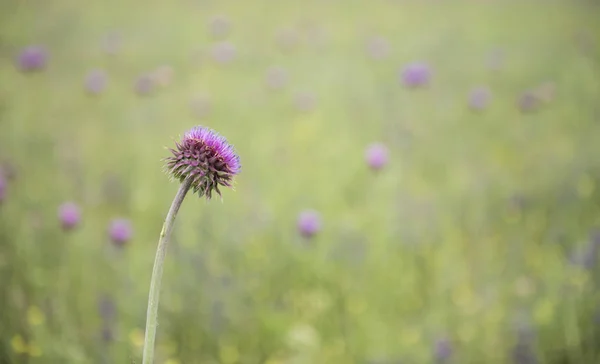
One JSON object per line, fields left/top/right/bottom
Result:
{"left": 1, "top": 0, "right": 600, "bottom": 363}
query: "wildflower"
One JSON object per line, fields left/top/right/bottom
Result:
{"left": 365, "top": 143, "right": 389, "bottom": 171}
{"left": 84, "top": 69, "right": 107, "bottom": 95}
{"left": 401, "top": 62, "right": 431, "bottom": 88}
{"left": 58, "top": 202, "right": 81, "bottom": 230}
{"left": 134, "top": 74, "right": 155, "bottom": 96}
{"left": 297, "top": 210, "right": 321, "bottom": 238}
{"left": 468, "top": 87, "right": 492, "bottom": 111}
{"left": 109, "top": 218, "right": 133, "bottom": 246}
{"left": 165, "top": 126, "right": 240, "bottom": 199}
{"left": 16, "top": 46, "right": 48, "bottom": 72}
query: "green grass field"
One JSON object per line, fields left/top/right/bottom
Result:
{"left": 1, "top": 0, "right": 600, "bottom": 363}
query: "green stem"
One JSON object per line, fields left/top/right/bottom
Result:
{"left": 142, "top": 177, "right": 192, "bottom": 364}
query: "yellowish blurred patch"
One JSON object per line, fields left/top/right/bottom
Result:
{"left": 11, "top": 335, "right": 28, "bottom": 354}
{"left": 129, "top": 328, "right": 145, "bottom": 349}
{"left": 219, "top": 343, "right": 240, "bottom": 364}
{"left": 27, "top": 305, "right": 45, "bottom": 326}
{"left": 289, "top": 113, "right": 323, "bottom": 148}
{"left": 164, "top": 358, "right": 181, "bottom": 364}
{"left": 398, "top": 327, "right": 422, "bottom": 347}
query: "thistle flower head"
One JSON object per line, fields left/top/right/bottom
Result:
{"left": 165, "top": 126, "right": 240, "bottom": 199}
{"left": 297, "top": 210, "right": 322, "bottom": 238}
{"left": 401, "top": 62, "right": 431, "bottom": 88}
{"left": 16, "top": 46, "right": 48, "bottom": 72}
{"left": 58, "top": 202, "right": 81, "bottom": 231}
{"left": 109, "top": 218, "right": 133, "bottom": 247}
{"left": 365, "top": 143, "right": 389, "bottom": 171}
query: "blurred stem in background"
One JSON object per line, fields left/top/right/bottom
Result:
{"left": 142, "top": 177, "right": 193, "bottom": 364}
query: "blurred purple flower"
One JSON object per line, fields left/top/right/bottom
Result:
{"left": 401, "top": 62, "right": 431, "bottom": 88}
{"left": 293, "top": 92, "right": 317, "bottom": 112}
{"left": 211, "top": 41, "right": 237, "bottom": 64}
{"left": 265, "top": 66, "right": 289, "bottom": 90}
{"left": 109, "top": 218, "right": 133, "bottom": 247}
{"left": 16, "top": 46, "right": 48, "bottom": 72}
{"left": 209, "top": 15, "right": 232, "bottom": 39}
{"left": 58, "top": 202, "right": 81, "bottom": 231}
{"left": 98, "top": 295, "right": 116, "bottom": 321}
{"left": 134, "top": 74, "right": 155, "bottom": 96}
{"left": 366, "top": 36, "right": 390, "bottom": 60}
{"left": 517, "top": 91, "right": 540, "bottom": 113}
{"left": 84, "top": 69, "right": 108, "bottom": 95}
{"left": 434, "top": 337, "right": 452, "bottom": 363}
{"left": 468, "top": 86, "right": 492, "bottom": 111}
{"left": 365, "top": 143, "right": 389, "bottom": 171}
{"left": 570, "top": 230, "right": 600, "bottom": 269}
{"left": 297, "top": 210, "right": 321, "bottom": 238}
{"left": 0, "top": 174, "right": 6, "bottom": 204}
{"left": 190, "top": 94, "right": 212, "bottom": 119}
{"left": 101, "top": 325, "right": 114, "bottom": 343}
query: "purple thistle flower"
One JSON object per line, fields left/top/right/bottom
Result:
{"left": 366, "top": 36, "right": 390, "bottom": 60}
{"left": 468, "top": 86, "right": 492, "bottom": 111}
{"left": 134, "top": 74, "right": 155, "bottom": 96}
{"left": 16, "top": 46, "right": 48, "bottom": 72}
{"left": 58, "top": 202, "right": 81, "bottom": 231}
{"left": 401, "top": 62, "right": 431, "bottom": 88}
{"left": 297, "top": 210, "right": 321, "bottom": 238}
{"left": 365, "top": 143, "right": 389, "bottom": 171}
{"left": 0, "top": 174, "right": 6, "bottom": 204}
{"left": 84, "top": 69, "right": 108, "bottom": 95}
{"left": 517, "top": 91, "right": 540, "bottom": 113}
{"left": 98, "top": 295, "right": 116, "bottom": 321}
{"left": 265, "top": 66, "right": 289, "bottom": 91}
{"left": 101, "top": 325, "right": 114, "bottom": 343}
{"left": 165, "top": 126, "right": 241, "bottom": 199}
{"left": 211, "top": 41, "right": 237, "bottom": 64}
{"left": 109, "top": 218, "right": 133, "bottom": 246}
{"left": 209, "top": 15, "right": 232, "bottom": 40}
{"left": 434, "top": 337, "right": 453, "bottom": 363}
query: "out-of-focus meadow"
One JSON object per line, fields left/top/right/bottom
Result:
{"left": 1, "top": 0, "right": 600, "bottom": 363}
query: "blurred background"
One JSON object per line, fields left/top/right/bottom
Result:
{"left": 1, "top": 0, "right": 600, "bottom": 363}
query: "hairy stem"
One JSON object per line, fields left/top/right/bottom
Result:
{"left": 142, "top": 177, "right": 192, "bottom": 364}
